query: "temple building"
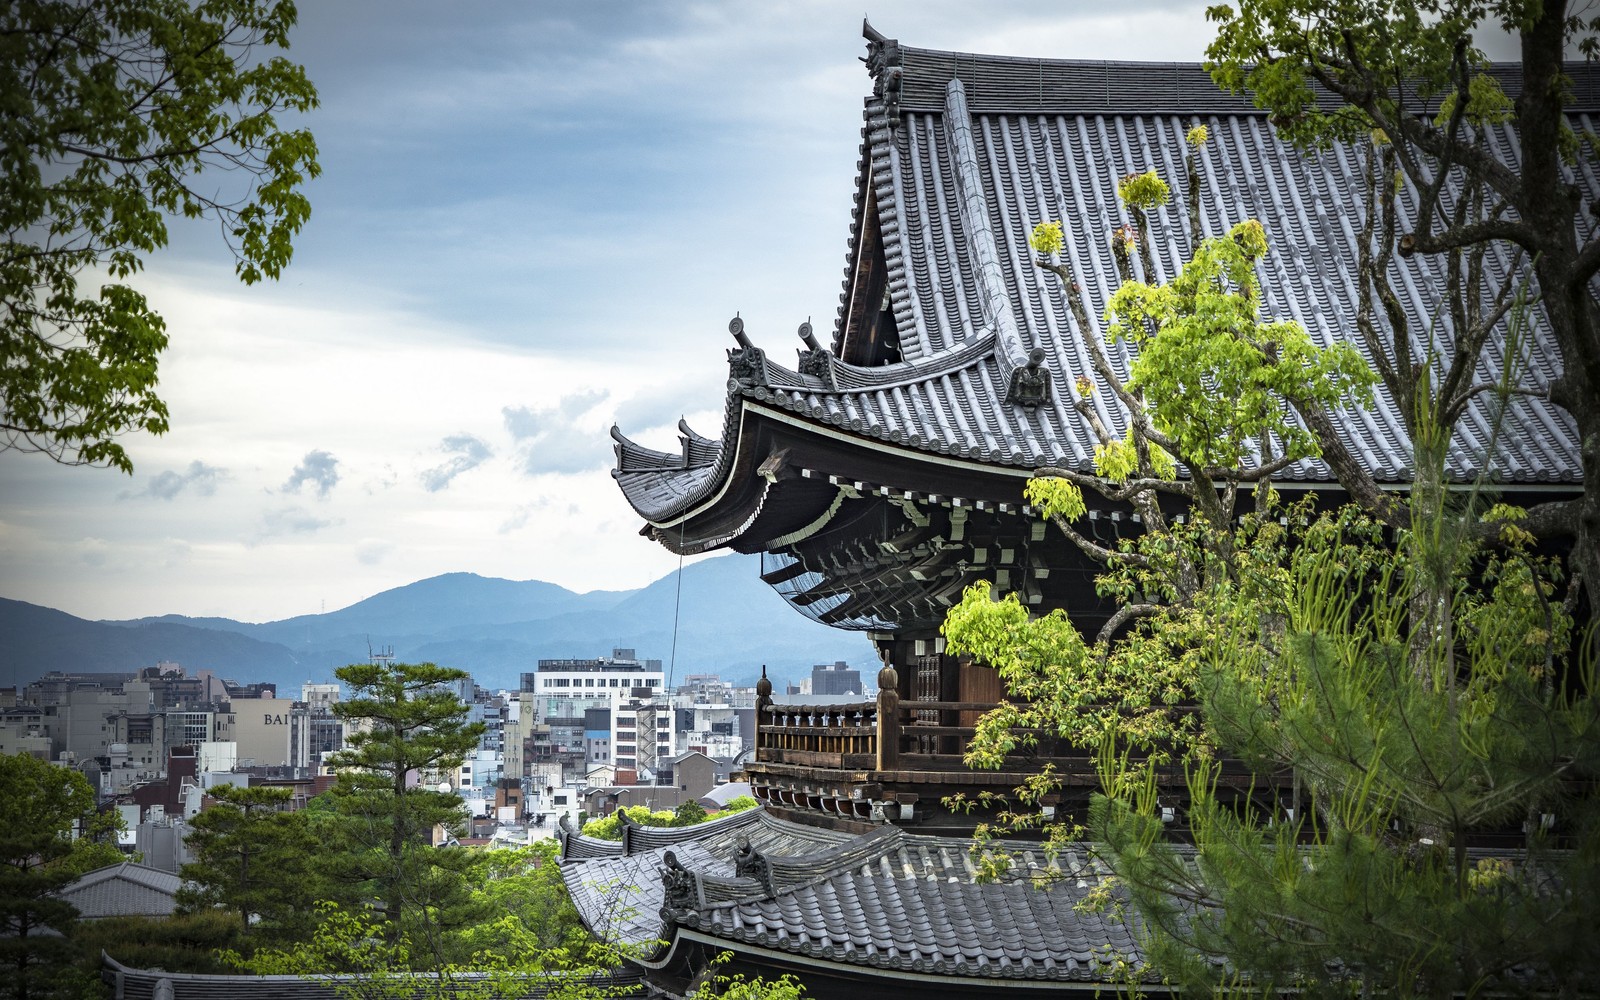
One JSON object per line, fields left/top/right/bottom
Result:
{"left": 608, "top": 24, "right": 1584, "bottom": 838}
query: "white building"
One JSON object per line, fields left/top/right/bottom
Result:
{"left": 522, "top": 649, "right": 668, "bottom": 769}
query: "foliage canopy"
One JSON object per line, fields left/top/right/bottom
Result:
{"left": 0, "top": 0, "right": 319, "bottom": 472}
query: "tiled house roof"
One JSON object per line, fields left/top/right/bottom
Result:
{"left": 56, "top": 861, "right": 180, "bottom": 920}
{"left": 561, "top": 810, "right": 1150, "bottom": 987}
{"left": 99, "top": 954, "right": 649, "bottom": 999}
{"left": 614, "top": 32, "right": 1593, "bottom": 529}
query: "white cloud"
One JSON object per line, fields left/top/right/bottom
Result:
{"left": 281, "top": 450, "right": 341, "bottom": 499}
{"left": 257, "top": 506, "right": 338, "bottom": 541}
{"left": 503, "top": 391, "right": 613, "bottom": 475}
{"left": 421, "top": 434, "right": 492, "bottom": 492}
{"left": 76, "top": 537, "right": 112, "bottom": 568}
{"left": 355, "top": 538, "right": 393, "bottom": 566}
{"left": 123, "top": 460, "right": 228, "bottom": 501}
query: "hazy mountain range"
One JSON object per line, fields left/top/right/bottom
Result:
{"left": 0, "top": 555, "right": 874, "bottom": 694}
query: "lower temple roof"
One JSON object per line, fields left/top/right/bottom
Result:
{"left": 559, "top": 808, "right": 1149, "bottom": 986}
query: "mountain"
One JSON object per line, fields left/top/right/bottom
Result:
{"left": 0, "top": 600, "right": 302, "bottom": 682}
{"left": 0, "top": 555, "right": 872, "bottom": 694}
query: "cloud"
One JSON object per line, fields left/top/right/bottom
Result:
{"left": 123, "top": 461, "right": 228, "bottom": 501}
{"left": 363, "top": 464, "right": 399, "bottom": 495}
{"left": 612, "top": 384, "right": 704, "bottom": 434}
{"left": 420, "top": 434, "right": 492, "bottom": 492}
{"left": 355, "top": 538, "right": 393, "bottom": 566}
{"left": 257, "top": 506, "right": 336, "bottom": 540}
{"left": 503, "top": 391, "right": 612, "bottom": 475}
{"left": 504, "top": 390, "right": 609, "bottom": 440}
{"left": 281, "top": 450, "right": 341, "bottom": 499}
{"left": 77, "top": 537, "right": 111, "bottom": 568}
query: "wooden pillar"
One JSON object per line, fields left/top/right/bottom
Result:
{"left": 876, "top": 662, "right": 899, "bottom": 772}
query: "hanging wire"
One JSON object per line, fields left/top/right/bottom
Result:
{"left": 668, "top": 521, "right": 686, "bottom": 694}
{"left": 657, "top": 517, "right": 687, "bottom": 790}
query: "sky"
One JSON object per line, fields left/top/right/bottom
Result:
{"left": 0, "top": 1, "right": 1500, "bottom": 624}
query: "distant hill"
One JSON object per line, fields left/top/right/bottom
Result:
{"left": 0, "top": 555, "right": 872, "bottom": 694}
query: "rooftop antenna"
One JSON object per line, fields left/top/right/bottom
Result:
{"left": 367, "top": 638, "right": 394, "bottom": 667}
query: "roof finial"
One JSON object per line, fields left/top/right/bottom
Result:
{"left": 798, "top": 317, "right": 822, "bottom": 352}
{"left": 729, "top": 313, "right": 753, "bottom": 349}
{"left": 863, "top": 21, "right": 904, "bottom": 129}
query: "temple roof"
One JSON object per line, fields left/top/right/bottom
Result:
{"left": 613, "top": 28, "right": 1590, "bottom": 535}
{"left": 560, "top": 808, "right": 1150, "bottom": 986}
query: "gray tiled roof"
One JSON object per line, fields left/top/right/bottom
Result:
{"left": 613, "top": 38, "right": 1590, "bottom": 526}
{"left": 56, "top": 861, "right": 180, "bottom": 919}
{"left": 100, "top": 954, "right": 649, "bottom": 999}
{"left": 562, "top": 808, "right": 1147, "bottom": 984}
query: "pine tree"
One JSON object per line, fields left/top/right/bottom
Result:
{"left": 177, "top": 783, "right": 321, "bottom": 938}
{"left": 0, "top": 753, "right": 121, "bottom": 1000}
{"left": 323, "top": 662, "right": 488, "bottom": 966}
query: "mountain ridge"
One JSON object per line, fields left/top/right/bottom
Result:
{"left": 0, "top": 555, "right": 871, "bottom": 693}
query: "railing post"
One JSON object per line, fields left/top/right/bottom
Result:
{"left": 754, "top": 665, "right": 772, "bottom": 762}
{"left": 876, "top": 663, "right": 899, "bottom": 771}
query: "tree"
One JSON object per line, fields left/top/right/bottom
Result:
{"left": 579, "top": 804, "right": 678, "bottom": 840}
{"left": 233, "top": 897, "right": 638, "bottom": 1000}
{"left": 0, "top": 752, "right": 121, "bottom": 1000}
{"left": 451, "top": 842, "right": 598, "bottom": 962}
{"left": 0, "top": 0, "right": 318, "bottom": 472}
{"left": 942, "top": 128, "right": 1378, "bottom": 802}
{"left": 176, "top": 782, "right": 321, "bottom": 938}
{"left": 1203, "top": 0, "right": 1600, "bottom": 636}
{"left": 1090, "top": 499, "right": 1600, "bottom": 997}
{"left": 322, "top": 661, "right": 487, "bottom": 964}
{"left": 938, "top": 9, "right": 1600, "bottom": 987}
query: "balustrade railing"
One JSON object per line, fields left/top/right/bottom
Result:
{"left": 754, "top": 702, "right": 878, "bottom": 768}
{"left": 753, "top": 698, "right": 1225, "bottom": 778}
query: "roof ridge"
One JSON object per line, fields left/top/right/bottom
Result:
{"left": 871, "top": 31, "right": 1600, "bottom": 115}
{"left": 765, "top": 331, "right": 999, "bottom": 396}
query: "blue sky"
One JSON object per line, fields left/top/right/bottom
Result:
{"left": 0, "top": 1, "right": 1465, "bottom": 623}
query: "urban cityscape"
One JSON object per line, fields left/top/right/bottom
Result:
{"left": 1, "top": 651, "right": 867, "bottom": 865}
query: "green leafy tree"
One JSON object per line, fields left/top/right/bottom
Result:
{"left": 233, "top": 898, "right": 636, "bottom": 1000}
{"left": 943, "top": 129, "right": 1377, "bottom": 825}
{"left": 672, "top": 800, "right": 707, "bottom": 826}
{"left": 0, "top": 752, "right": 122, "bottom": 1000}
{"left": 450, "top": 842, "right": 598, "bottom": 963}
{"left": 942, "top": 11, "right": 1600, "bottom": 988}
{"left": 1092, "top": 500, "right": 1600, "bottom": 997}
{"left": 1, "top": 0, "right": 319, "bottom": 472}
{"left": 176, "top": 783, "right": 322, "bottom": 939}
{"left": 579, "top": 804, "right": 678, "bottom": 841}
{"left": 1204, "top": 0, "right": 1600, "bottom": 635}
{"left": 322, "top": 661, "right": 487, "bottom": 965}
{"left": 687, "top": 952, "right": 806, "bottom": 999}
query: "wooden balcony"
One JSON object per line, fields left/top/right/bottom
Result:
{"left": 745, "top": 693, "right": 1291, "bottom": 835}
